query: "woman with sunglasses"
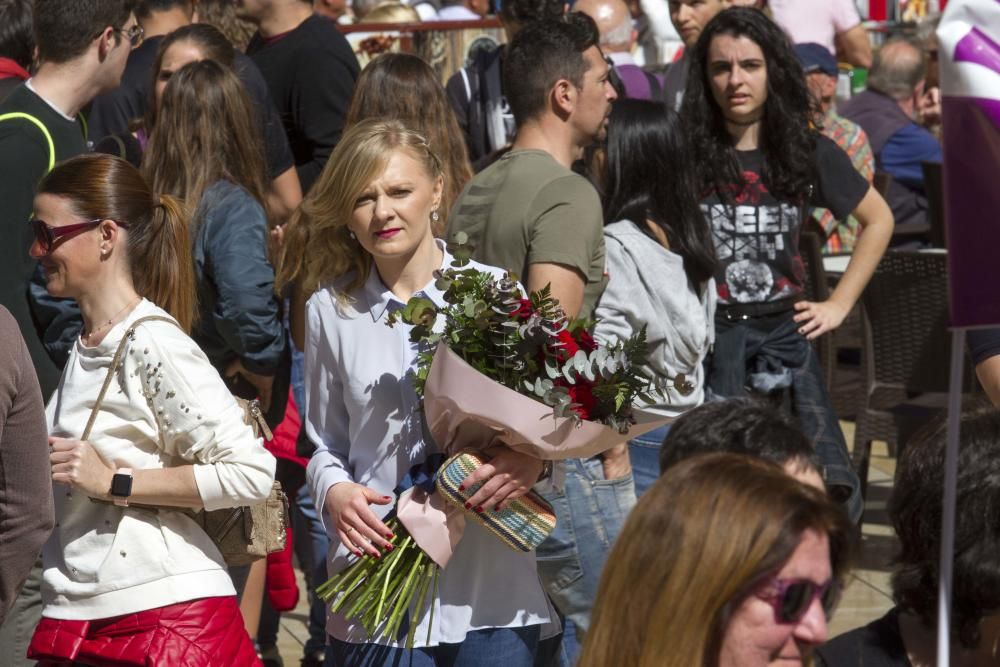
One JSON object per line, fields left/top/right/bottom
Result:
{"left": 579, "top": 452, "right": 853, "bottom": 667}
{"left": 25, "top": 153, "right": 275, "bottom": 666}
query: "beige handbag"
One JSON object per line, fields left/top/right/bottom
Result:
{"left": 85, "top": 315, "right": 288, "bottom": 566}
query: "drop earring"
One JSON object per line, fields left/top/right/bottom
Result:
{"left": 431, "top": 210, "right": 440, "bottom": 224}
{"left": 348, "top": 230, "right": 356, "bottom": 240}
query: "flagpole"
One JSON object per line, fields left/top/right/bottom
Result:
{"left": 937, "top": 327, "right": 966, "bottom": 666}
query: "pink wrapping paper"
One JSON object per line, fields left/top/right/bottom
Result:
{"left": 396, "top": 344, "right": 671, "bottom": 567}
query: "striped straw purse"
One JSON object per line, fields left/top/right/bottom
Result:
{"left": 435, "top": 450, "right": 557, "bottom": 553}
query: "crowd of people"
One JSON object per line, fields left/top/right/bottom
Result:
{"left": 0, "top": 0, "right": 967, "bottom": 666}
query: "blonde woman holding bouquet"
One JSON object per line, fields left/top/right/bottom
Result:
{"left": 276, "top": 119, "right": 552, "bottom": 666}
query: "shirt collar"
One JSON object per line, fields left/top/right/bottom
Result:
{"left": 607, "top": 51, "right": 636, "bottom": 67}
{"left": 364, "top": 239, "right": 452, "bottom": 322}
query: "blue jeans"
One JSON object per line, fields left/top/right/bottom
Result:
{"left": 708, "top": 311, "right": 863, "bottom": 524}
{"left": 534, "top": 457, "right": 636, "bottom": 665}
{"left": 291, "top": 344, "right": 332, "bottom": 656}
{"left": 325, "top": 625, "right": 540, "bottom": 667}
{"left": 628, "top": 424, "right": 671, "bottom": 498}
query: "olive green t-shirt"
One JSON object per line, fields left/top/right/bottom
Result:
{"left": 446, "top": 149, "right": 607, "bottom": 318}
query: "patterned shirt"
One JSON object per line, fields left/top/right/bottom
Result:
{"left": 811, "top": 108, "right": 875, "bottom": 254}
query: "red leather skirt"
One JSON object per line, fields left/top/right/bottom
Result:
{"left": 27, "top": 596, "right": 261, "bottom": 666}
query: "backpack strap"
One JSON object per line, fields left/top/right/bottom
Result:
{"left": 0, "top": 112, "right": 56, "bottom": 172}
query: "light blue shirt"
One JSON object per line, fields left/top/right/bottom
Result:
{"left": 305, "top": 241, "right": 551, "bottom": 646}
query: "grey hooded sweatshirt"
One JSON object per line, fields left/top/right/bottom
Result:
{"left": 594, "top": 220, "right": 715, "bottom": 417}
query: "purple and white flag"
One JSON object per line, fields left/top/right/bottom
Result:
{"left": 937, "top": 0, "right": 1000, "bottom": 327}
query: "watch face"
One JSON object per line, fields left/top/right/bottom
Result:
{"left": 110, "top": 473, "right": 133, "bottom": 498}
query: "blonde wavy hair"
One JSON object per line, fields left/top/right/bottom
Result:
{"left": 274, "top": 119, "right": 443, "bottom": 300}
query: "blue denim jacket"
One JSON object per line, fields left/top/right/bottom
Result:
{"left": 707, "top": 311, "right": 863, "bottom": 523}
{"left": 191, "top": 180, "right": 285, "bottom": 376}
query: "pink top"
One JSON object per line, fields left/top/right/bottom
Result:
{"left": 769, "top": 0, "right": 862, "bottom": 55}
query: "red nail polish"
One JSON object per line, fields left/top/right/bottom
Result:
{"left": 386, "top": 532, "right": 395, "bottom": 539}
{"left": 464, "top": 502, "right": 472, "bottom": 510}
{"left": 475, "top": 506, "right": 483, "bottom": 513}
{"left": 374, "top": 552, "right": 381, "bottom": 560}
{"left": 385, "top": 544, "right": 394, "bottom": 551}
{"left": 494, "top": 505, "right": 502, "bottom": 512}
{"left": 382, "top": 495, "right": 391, "bottom": 500}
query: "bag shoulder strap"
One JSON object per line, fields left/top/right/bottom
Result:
{"left": 82, "top": 315, "right": 180, "bottom": 441}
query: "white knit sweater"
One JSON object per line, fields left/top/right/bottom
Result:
{"left": 41, "top": 299, "right": 276, "bottom": 620}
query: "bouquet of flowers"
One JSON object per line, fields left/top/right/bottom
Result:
{"left": 317, "top": 234, "right": 678, "bottom": 646}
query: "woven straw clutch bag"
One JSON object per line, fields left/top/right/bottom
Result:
{"left": 435, "top": 450, "right": 557, "bottom": 553}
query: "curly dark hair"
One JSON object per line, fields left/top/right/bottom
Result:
{"left": 602, "top": 99, "right": 716, "bottom": 286}
{"left": 680, "top": 7, "right": 816, "bottom": 204}
{"left": 890, "top": 407, "right": 1000, "bottom": 650}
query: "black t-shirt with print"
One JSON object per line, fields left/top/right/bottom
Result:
{"left": 701, "top": 134, "right": 869, "bottom": 305}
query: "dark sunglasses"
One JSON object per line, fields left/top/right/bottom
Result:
{"left": 757, "top": 578, "right": 840, "bottom": 624}
{"left": 29, "top": 218, "right": 128, "bottom": 255}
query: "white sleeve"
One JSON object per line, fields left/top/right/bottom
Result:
{"left": 640, "top": 0, "right": 679, "bottom": 43}
{"left": 303, "top": 293, "right": 353, "bottom": 537}
{"left": 131, "top": 323, "right": 276, "bottom": 511}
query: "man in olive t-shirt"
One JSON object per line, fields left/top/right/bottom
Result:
{"left": 448, "top": 149, "right": 606, "bottom": 317}
{"left": 446, "top": 14, "right": 619, "bottom": 663}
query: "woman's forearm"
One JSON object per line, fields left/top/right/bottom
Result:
{"left": 125, "top": 465, "right": 203, "bottom": 508}
{"left": 828, "top": 186, "right": 893, "bottom": 310}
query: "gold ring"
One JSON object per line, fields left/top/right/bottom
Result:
{"left": 346, "top": 526, "right": 355, "bottom": 533}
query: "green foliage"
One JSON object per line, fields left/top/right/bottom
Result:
{"left": 385, "top": 252, "right": 690, "bottom": 429}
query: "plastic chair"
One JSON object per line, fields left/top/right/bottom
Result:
{"left": 852, "top": 250, "right": 974, "bottom": 498}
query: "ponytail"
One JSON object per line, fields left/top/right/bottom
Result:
{"left": 131, "top": 193, "right": 197, "bottom": 333}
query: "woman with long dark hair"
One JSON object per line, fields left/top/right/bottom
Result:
{"left": 143, "top": 58, "right": 284, "bottom": 414}
{"left": 25, "top": 153, "right": 274, "bottom": 665}
{"left": 681, "top": 7, "right": 892, "bottom": 521}
{"left": 593, "top": 98, "right": 716, "bottom": 496}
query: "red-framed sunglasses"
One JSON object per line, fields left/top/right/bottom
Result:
{"left": 29, "top": 218, "right": 128, "bottom": 255}
{"left": 756, "top": 577, "right": 840, "bottom": 624}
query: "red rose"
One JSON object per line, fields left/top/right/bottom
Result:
{"left": 512, "top": 299, "right": 534, "bottom": 320}
{"left": 567, "top": 382, "right": 596, "bottom": 420}
{"left": 553, "top": 328, "right": 580, "bottom": 361}
{"left": 576, "top": 329, "right": 597, "bottom": 353}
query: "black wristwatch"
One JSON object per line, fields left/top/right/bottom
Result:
{"left": 110, "top": 467, "right": 133, "bottom": 507}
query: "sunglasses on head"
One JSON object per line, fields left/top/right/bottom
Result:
{"left": 757, "top": 577, "right": 840, "bottom": 625}
{"left": 29, "top": 218, "right": 128, "bottom": 255}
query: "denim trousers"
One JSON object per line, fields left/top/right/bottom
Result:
{"left": 290, "top": 344, "right": 333, "bottom": 656}
{"left": 628, "top": 424, "right": 672, "bottom": 498}
{"left": 534, "top": 457, "right": 637, "bottom": 665}
{"left": 708, "top": 311, "right": 863, "bottom": 523}
{"left": 326, "top": 625, "right": 540, "bottom": 667}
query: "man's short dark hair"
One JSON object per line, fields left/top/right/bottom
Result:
{"left": 0, "top": 0, "right": 34, "bottom": 70}
{"left": 502, "top": 13, "right": 600, "bottom": 126}
{"left": 135, "top": 0, "right": 192, "bottom": 20}
{"left": 34, "top": 0, "right": 136, "bottom": 64}
{"left": 659, "top": 398, "right": 819, "bottom": 474}
{"left": 499, "top": 0, "right": 564, "bottom": 26}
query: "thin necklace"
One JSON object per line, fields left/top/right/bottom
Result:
{"left": 81, "top": 296, "right": 142, "bottom": 344}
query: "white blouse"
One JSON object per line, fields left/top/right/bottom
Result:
{"left": 42, "top": 299, "right": 276, "bottom": 620}
{"left": 305, "top": 243, "right": 552, "bottom": 646}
